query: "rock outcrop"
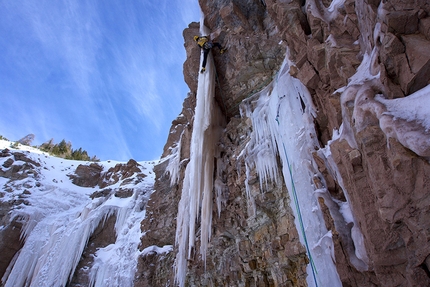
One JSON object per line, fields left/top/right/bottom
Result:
{"left": 137, "top": 0, "right": 430, "bottom": 286}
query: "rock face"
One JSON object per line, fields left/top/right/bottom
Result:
{"left": 137, "top": 0, "right": 430, "bottom": 286}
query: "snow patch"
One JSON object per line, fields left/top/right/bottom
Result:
{"left": 141, "top": 244, "right": 173, "bottom": 256}
{"left": 306, "top": 0, "right": 346, "bottom": 22}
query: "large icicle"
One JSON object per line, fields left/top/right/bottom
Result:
{"left": 241, "top": 58, "right": 342, "bottom": 287}
{"left": 174, "top": 16, "right": 223, "bottom": 287}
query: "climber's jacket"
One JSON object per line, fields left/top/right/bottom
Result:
{"left": 195, "top": 36, "right": 213, "bottom": 50}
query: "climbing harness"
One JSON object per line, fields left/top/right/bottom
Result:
{"left": 275, "top": 110, "right": 319, "bottom": 287}
{"left": 203, "top": 42, "right": 214, "bottom": 50}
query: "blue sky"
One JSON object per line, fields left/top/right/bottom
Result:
{"left": 0, "top": 0, "right": 200, "bottom": 161}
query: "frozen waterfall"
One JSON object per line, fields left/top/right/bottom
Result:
{"left": 174, "top": 17, "right": 225, "bottom": 287}
{"left": 0, "top": 151, "right": 155, "bottom": 287}
{"left": 240, "top": 58, "right": 343, "bottom": 287}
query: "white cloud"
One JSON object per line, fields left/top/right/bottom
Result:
{"left": 117, "top": 62, "right": 165, "bottom": 131}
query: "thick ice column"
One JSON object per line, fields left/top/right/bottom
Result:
{"left": 271, "top": 67, "right": 342, "bottom": 287}
{"left": 174, "top": 19, "right": 220, "bottom": 287}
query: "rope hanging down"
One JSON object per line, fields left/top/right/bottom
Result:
{"left": 275, "top": 112, "right": 319, "bottom": 287}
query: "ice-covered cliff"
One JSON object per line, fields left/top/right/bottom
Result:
{"left": 138, "top": 0, "right": 430, "bottom": 286}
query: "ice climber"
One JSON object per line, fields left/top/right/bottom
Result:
{"left": 194, "top": 35, "right": 226, "bottom": 73}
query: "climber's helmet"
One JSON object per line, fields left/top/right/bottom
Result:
{"left": 194, "top": 36, "right": 199, "bottom": 41}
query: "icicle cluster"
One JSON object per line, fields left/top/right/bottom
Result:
{"left": 214, "top": 157, "right": 228, "bottom": 217}
{"left": 165, "top": 130, "right": 184, "bottom": 186}
{"left": 88, "top": 188, "right": 151, "bottom": 287}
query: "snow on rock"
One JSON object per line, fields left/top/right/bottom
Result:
{"left": 336, "top": 37, "right": 430, "bottom": 158}
{"left": 375, "top": 86, "right": 430, "bottom": 157}
{"left": 0, "top": 141, "right": 155, "bottom": 287}
{"left": 306, "top": 0, "right": 347, "bottom": 23}
{"left": 141, "top": 244, "right": 173, "bottom": 256}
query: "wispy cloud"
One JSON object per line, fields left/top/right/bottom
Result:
{"left": 25, "top": 1, "right": 102, "bottom": 100}
{"left": 111, "top": 46, "right": 163, "bottom": 131}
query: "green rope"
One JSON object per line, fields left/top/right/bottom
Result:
{"left": 275, "top": 115, "right": 319, "bottom": 287}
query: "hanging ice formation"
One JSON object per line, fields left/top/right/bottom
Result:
{"left": 165, "top": 129, "right": 184, "bottom": 187}
{"left": 239, "top": 57, "right": 340, "bottom": 287}
{"left": 0, "top": 155, "right": 155, "bottom": 287}
{"left": 173, "top": 16, "right": 225, "bottom": 287}
{"left": 240, "top": 51, "right": 374, "bottom": 285}
{"left": 171, "top": 20, "right": 357, "bottom": 287}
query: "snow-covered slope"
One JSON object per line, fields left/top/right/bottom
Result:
{"left": 0, "top": 140, "right": 156, "bottom": 287}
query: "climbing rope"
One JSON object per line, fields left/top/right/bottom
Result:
{"left": 275, "top": 114, "right": 319, "bottom": 287}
